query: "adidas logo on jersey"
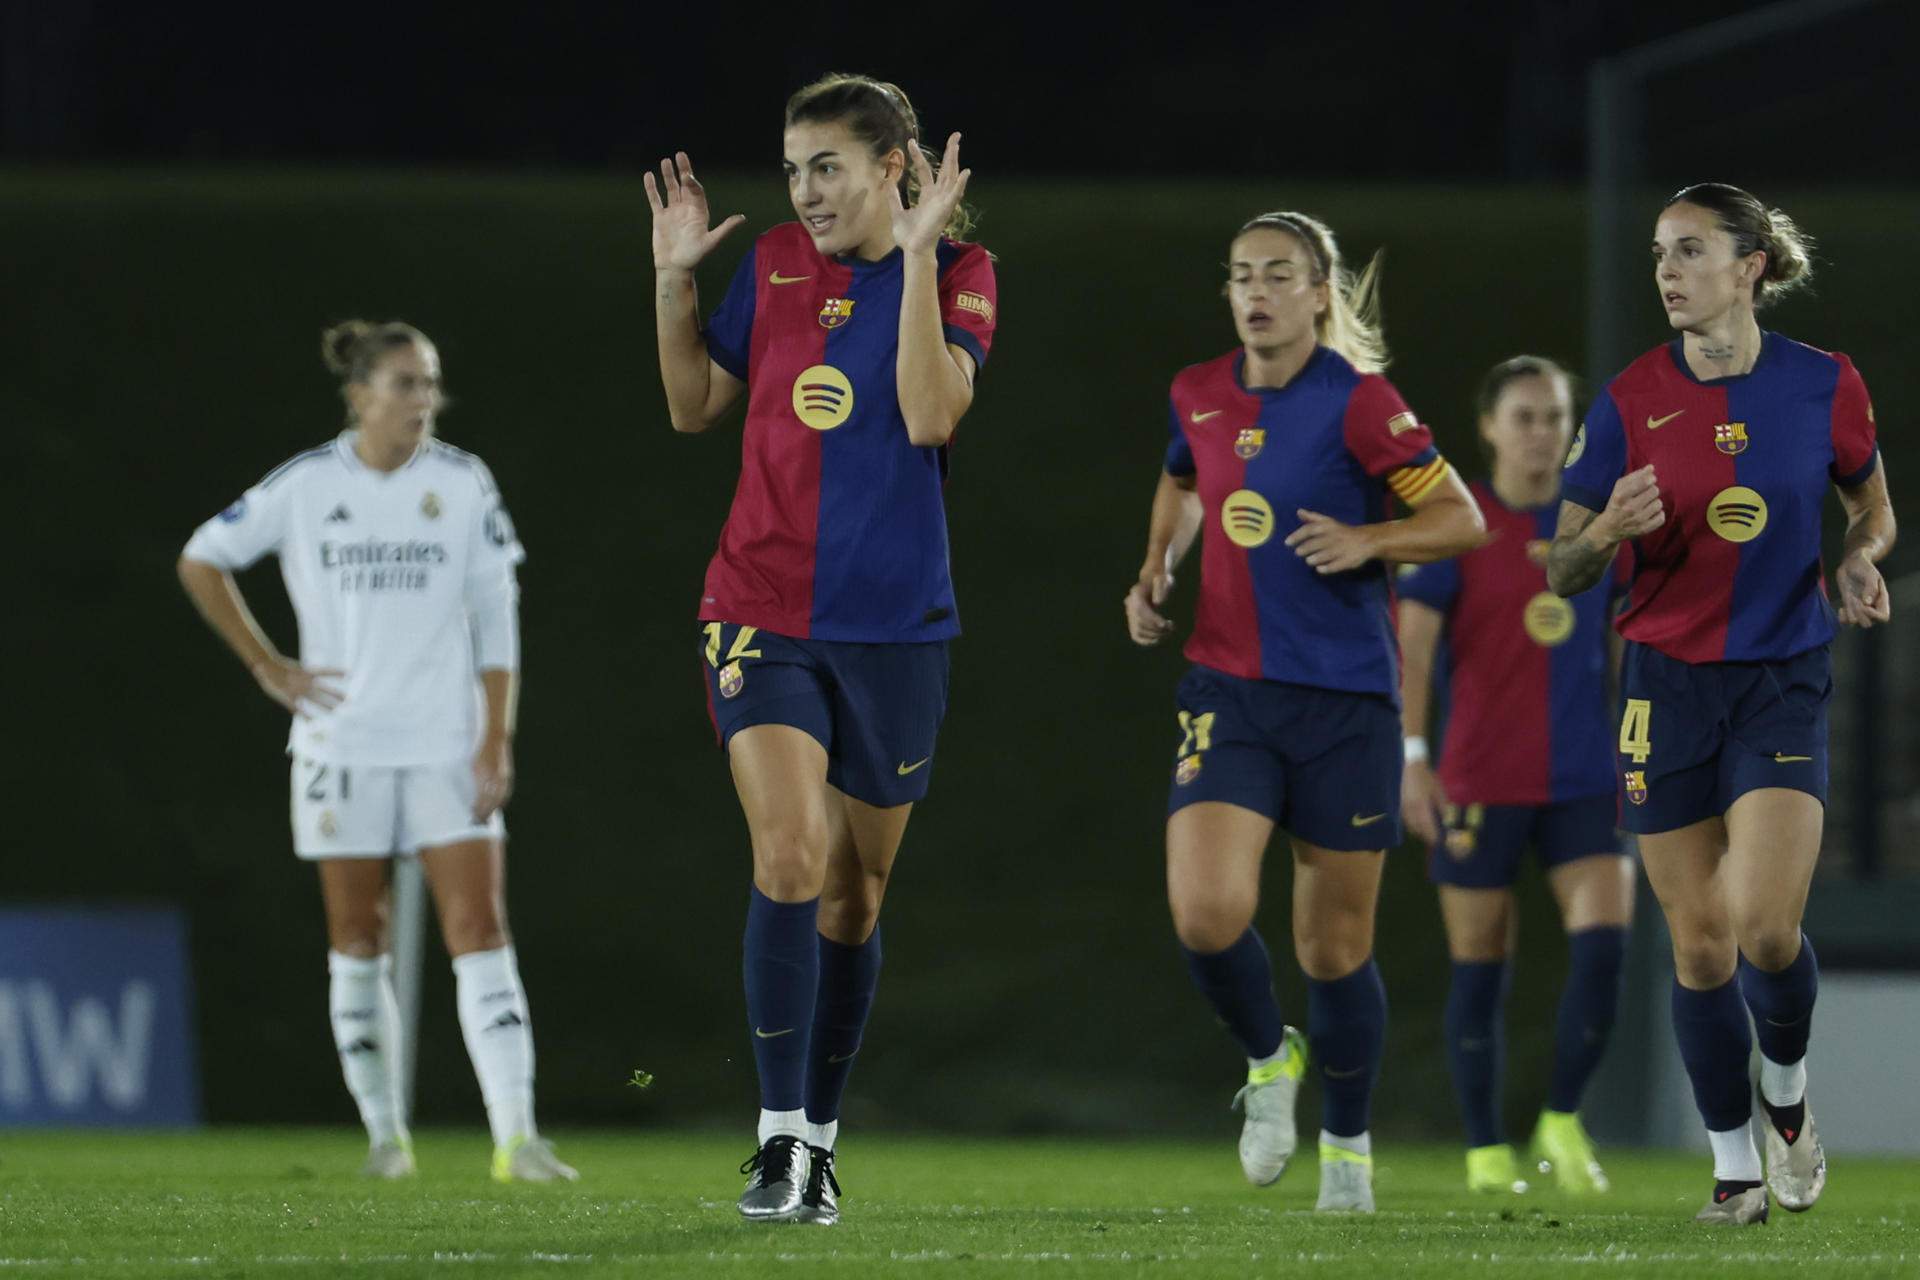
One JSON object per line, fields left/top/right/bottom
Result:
{"left": 325, "top": 504, "right": 352, "bottom": 523}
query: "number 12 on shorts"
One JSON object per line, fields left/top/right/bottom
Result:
{"left": 1619, "top": 698, "right": 1652, "bottom": 764}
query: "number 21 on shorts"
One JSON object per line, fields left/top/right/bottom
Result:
{"left": 1619, "top": 698, "right": 1652, "bottom": 764}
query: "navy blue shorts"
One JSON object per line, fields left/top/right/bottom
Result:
{"left": 700, "top": 622, "right": 950, "bottom": 808}
{"left": 1616, "top": 641, "right": 1830, "bottom": 835}
{"left": 1166, "top": 665, "right": 1403, "bottom": 851}
{"left": 1427, "top": 796, "right": 1623, "bottom": 888}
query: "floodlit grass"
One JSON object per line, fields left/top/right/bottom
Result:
{"left": 0, "top": 1129, "right": 1915, "bottom": 1277}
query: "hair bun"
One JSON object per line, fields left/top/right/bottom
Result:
{"left": 320, "top": 320, "right": 372, "bottom": 376}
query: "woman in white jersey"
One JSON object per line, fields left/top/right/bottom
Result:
{"left": 178, "top": 320, "right": 574, "bottom": 1183}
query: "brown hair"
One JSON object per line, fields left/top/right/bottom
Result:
{"left": 320, "top": 320, "right": 434, "bottom": 424}
{"left": 1474, "top": 354, "right": 1576, "bottom": 462}
{"left": 1234, "top": 212, "right": 1387, "bottom": 373}
{"left": 1663, "top": 183, "right": 1814, "bottom": 309}
{"left": 785, "top": 73, "right": 977, "bottom": 241}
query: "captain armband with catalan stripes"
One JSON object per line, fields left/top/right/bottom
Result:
{"left": 1386, "top": 454, "right": 1452, "bottom": 505}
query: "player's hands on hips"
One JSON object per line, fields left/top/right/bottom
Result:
{"left": 1836, "top": 550, "right": 1892, "bottom": 627}
{"left": 644, "top": 152, "right": 746, "bottom": 271}
{"left": 472, "top": 731, "right": 514, "bottom": 821}
{"left": 1401, "top": 760, "right": 1449, "bottom": 845}
{"left": 1124, "top": 570, "right": 1177, "bottom": 646}
{"left": 251, "top": 657, "right": 344, "bottom": 719}
{"left": 891, "top": 133, "right": 970, "bottom": 258}
{"left": 1286, "top": 510, "right": 1377, "bottom": 574}
{"left": 1593, "top": 466, "right": 1665, "bottom": 544}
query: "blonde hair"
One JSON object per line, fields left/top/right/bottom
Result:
{"left": 1234, "top": 212, "right": 1387, "bottom": 372}
{"left": 785, "top": 72, "right": 978, "bottom": 241}
{"left": 319, "top": 319, "right": 434, "bottom": 425}
{"left": 1664, "top": 183, "right": 1814, "bottom": 310}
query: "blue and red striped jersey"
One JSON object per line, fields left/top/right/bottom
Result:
{"left": 1400, "top": 481, "right": 1626, "bottom": 807}
{"left": 699, "top": 222, "right": 998, "bottom": 642}
{"left": 1562, "top": 332, "right": 1878, "bottom": 664}
{"left": 1166, "top": 346, "right": 1450, "bottom": 696}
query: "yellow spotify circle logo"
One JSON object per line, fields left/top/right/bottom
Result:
{"left": 791, "top": 365, "right": 854, "bottom": 431}
{"left": 1707, "top": 486, "right": 1768, "bottom": 542}
{"left": 1221, "top": 489, "right": 1275, "bottom": 548}
{"left": 1523, "top": 591, "right": 1576, "bottom": 646}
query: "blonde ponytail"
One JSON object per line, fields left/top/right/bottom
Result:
{"left": 1236, "top": 212, "right": 1389, "bottom": 372}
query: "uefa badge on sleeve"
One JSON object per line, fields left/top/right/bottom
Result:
{"left": 1175, "top": 753, "right": 1203, "bottom": 786}
{"left": 1624, "top": 770, "right": 1648, "bottom": 806}
{"left": 718, "top": 660, "right": 745, "bottom": 700}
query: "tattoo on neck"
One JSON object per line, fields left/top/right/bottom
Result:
{"left": 1701, "top": 343, "right": 1735, "bottom": 361}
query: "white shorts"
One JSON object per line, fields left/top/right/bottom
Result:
{"left": 290, "top": 757, "right": 506, "bottom": 859}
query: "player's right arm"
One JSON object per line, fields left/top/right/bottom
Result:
{"left": 1549, "top": 390, "right": 1662, "bottom": 597}
{"left": 1125, "top": 468, "right": 1202, "bottom": 646}
{"left": 645, "top": 152, "right": 748, "bottom": 433}
{"left": 178, "top": 483, "right": 342, "bottom": 716}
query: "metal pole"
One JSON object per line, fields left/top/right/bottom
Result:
{"left": 390, "top": 855, "right": 429, "bottom": 1125}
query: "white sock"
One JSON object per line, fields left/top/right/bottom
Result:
{"left": 1320, "top": 1129, "right": 1371, "bottom": 1158}
{"left": 1759, "top": 1054, "right": 1807, "bottom": 1109}
{"left": 808, "top": 1119, "right": 840, "bottom": 1151}
{"left": 452, "top": 945, "right": 536, "bottom": 1148}
{"left": 327, "top": 951, "right": 405, "bottom": 1147}
{"left": 1708, "top": 1123, "right": 1763, "bottom": 1182}
{"left": 758, "top": 1108, "right": 808, "bottom": 1144}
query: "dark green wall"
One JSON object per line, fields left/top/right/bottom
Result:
{"left": 5, "top": 172, "right": 1911, "bottom": 1137}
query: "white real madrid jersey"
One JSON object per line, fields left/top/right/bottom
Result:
{"left": 184, "top": 432, "right": 526, "bottom": 766}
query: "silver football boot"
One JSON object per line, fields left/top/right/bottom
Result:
{"left": 1694, "top": 1183, "right": 1769, "bottom": 1225}
{"left": 1763, "top": 1098, "right": 1826, "bottom": 1212}
{"left": 794, "top": 1144, "right": 841, "bottom": 1225}
{"left": 739, "top": 1134, "right": 810, "bottom": 1222}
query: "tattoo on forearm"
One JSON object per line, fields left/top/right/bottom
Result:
{"left": 1546, "top": 507, "right": 1610, "bottom": 597}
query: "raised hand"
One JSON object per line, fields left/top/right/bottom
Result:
{"left": 643, "top": 152, "right": 746, "bottom": 272}
{"left": 251, "top": 657, "right": 345, "bottom": 719}
{"left": 890, "top": 132, "right": 970, "bottom": 257}
{"left": 1836, "top": 551, "right": 1891, "bottom": 627}
{"left": 1125, "top": 570, "right": 1178, "bottom": 646}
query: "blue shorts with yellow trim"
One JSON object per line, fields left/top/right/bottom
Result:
{"left": 1166, "top": 665, "right": 1402, "bottom": 851}
{"left": 1617, "top": 641, "right": 1830, "bottom": 835}
{"left": 701, "top": 622, "right": 949, "bottom": 808}
{"left": 1427, "top": 796, "right": 1623, "bottom": 889}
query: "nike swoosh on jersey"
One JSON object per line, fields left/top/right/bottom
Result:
{"left": 827, "top": 1051, "right": 858, "bottom": 1064}
{"left": 754, "top": 1026, "right": 795, "bottom": 1039}
{"left": 1646, "top": 410, "right": 1685, "bottom": 430}
{"left": 896, "top": 758, "right": 931, "bottom": 776}
{"left": 1190, "top": 409, "right": 1223, "bottom": 423}
{"left": 1350, "top": 813, "right": 1387, "bottom": 827}
{"left": 1772, "top": 753, "right": 1813, "bottom": 763}
{"left": 769, "top": 271, "right": 811, "bottom": 285}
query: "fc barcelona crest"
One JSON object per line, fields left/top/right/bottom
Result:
{"left": 1175, "top": 753, "right": 1203, "bottom": 786}
{"left": 1233, "top": 428, "right": 1266, "bottom": 460}
{"left": 1714, "top": 422, "right": 1749, "bottom": 455}
{"left": 718, "top": 660, "right": 744, "bottom": 699}
{"left": 1624, "top": 770, "right": 1648, "bottom": 805}
{"left": 818, "top": 298, "right": 856, "bottom": 329}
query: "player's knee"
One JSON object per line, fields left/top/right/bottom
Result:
{"left": 751, "top": 820, "right": 829, "bottom": 893}
{"left": 440, "top": 897, "right": 508, "bottom": 956}
{"left": 1169, "top": 892, "right": 1253, "bottom": 954}
{"left": 1668, "top": 925, "right": 1736, "bottom": 987}
{"left": 1736, "top": 924, "right": 1802, "bottom": 974}
{"left": 1295, "top": 933, "right": 1371, "bottom": 981}
{"left": 326, "top": 904, "right": 388, "bottom": 957}
{"left": 820, "top": 872, "right": 887, "bottom": 942}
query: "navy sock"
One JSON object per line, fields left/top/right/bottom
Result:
{"left": 1444, "top": 960, "right": 1508, "bottom": 1148}
{"left": 1670, "top": 977, "right": 1753, "bottom": 1131}
{"left": 743, "top": 888, "right": 820, "bottom": 1112}
{"left": 1181, "top": 929, "right": 1285, "bottom": 1060}
{"left": 1308, "top": 958, "right": 1388, "bottom": 1139}
{"left": 805, "top": 928, "right": 883, "bottom": 1126}
{"left": 1547, "top": 926, "right": 1628, "bottom": 1114}
{"left": 1738, "top": 934, "right": 1818, "bottom": 1068}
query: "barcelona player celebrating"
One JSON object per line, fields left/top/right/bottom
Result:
{"left": 646, "top": 74, "right": 995, "bottom": 1225}
{"left": 1553, "top": 184, "right": 1894, "bottom": 1225}
{"left": 1126, "top": 212, "right": 1484, "bottom": 1213}
{"left": 1399, "top": 356, "right": 1632, "bottom": 1196}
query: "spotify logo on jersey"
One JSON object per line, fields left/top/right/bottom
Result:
{"left": 1707, "top": 486, "right": 1769, "bottom": 543}
{"left": 1221, "top": 489, "right": 1275, "bottom": 548}
{"left": 792, "top": 365, "right": 855, "bottom": 431}
{"left": 1523, "top": 591, "right": 1576, "bottom": 647}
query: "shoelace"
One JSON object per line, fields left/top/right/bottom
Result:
{"left": 740, "top": 1135, "right": 802, "bottom": 1184}
{"left": 804, "top": 1147, "right": 840, "bottom": 1201}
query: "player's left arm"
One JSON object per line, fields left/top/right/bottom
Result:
{"left": 893, "top": 133, "right": 989, "bottom": 448}
{"left": 1288, "top": 378, "right": 1486, "bottom": 574}
{"left": 467, "top": 470, "right": 525, "bottom": 818}
{"left": 1835, "top": 456, "right": 1895, "bottom": 627}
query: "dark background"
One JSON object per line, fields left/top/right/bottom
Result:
{"left": 3, "top": 1, "right": 1914, "bottom": 1138}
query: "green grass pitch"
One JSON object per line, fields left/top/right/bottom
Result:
{"left": 1, "top": 1129, "right": 1915, "bottom": 1277}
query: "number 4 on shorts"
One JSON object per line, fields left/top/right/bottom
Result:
{"left": 1619, "top": 698, "right": 1652, "bottom": 764}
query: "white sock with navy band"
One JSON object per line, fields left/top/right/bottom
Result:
{"left": 327, "top": 951, "right": 406, "bottom": 1147}
{"left": 453, "top": 945, "right": 537, "bottom": 1148}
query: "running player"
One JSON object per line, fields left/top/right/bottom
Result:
{"left": 177, "top": 320, "right": 575, "bottom": 1183}
{"left": 1551, "top": 184, "right": 1894, "bottom": 1224}
{"left": 1125, "top": 212, "right": 1484, "bottom": 1213}
{"left": 645, "top": 74, "right": 995, "bottom": 1225}
{"left": 1398, "top": 356, "right": 1632, "bottom": 1195}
